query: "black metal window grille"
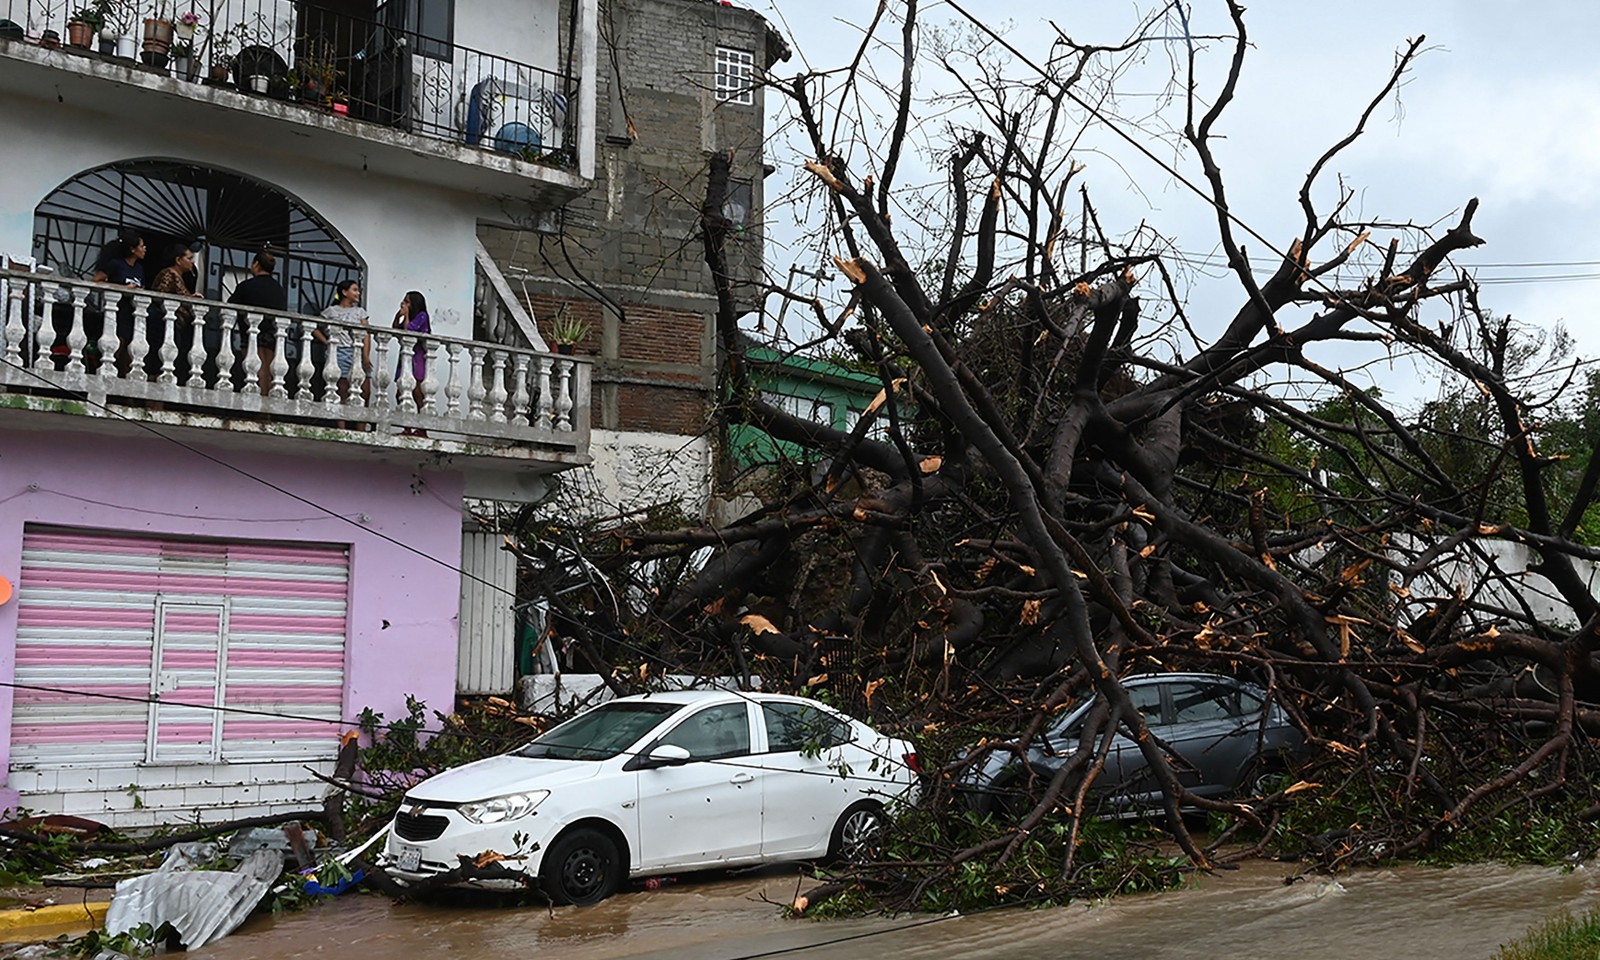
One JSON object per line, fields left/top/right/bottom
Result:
{"left": 31, "top": 159, "right": 364, "bottom": 313}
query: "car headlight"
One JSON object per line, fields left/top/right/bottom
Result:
{"left": 458, "top": 790, "right": 549, "bottom": 824}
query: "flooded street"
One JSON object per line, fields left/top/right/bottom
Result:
{"left": 190, "top": 860, "right": 1598, "bottom": 959}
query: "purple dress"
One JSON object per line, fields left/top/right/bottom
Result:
{"left": 400, "top": 310, "right": 430, "bottom": 382}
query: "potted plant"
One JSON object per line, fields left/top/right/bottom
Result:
{"left": 39, "top": 28, "right": 61, "bottom": 49}
{"left": 174, "top": 10, "right": 200, "bottom": 40}
{"left": 67, "top": 6, "right": 104, "bottom": 49}
{"left": 548, "top": 308, "right": 590, "bottom": 355}
{"left": 206, "top": 27, "right": 235, "bottom": 83}
{"left": 170, "top": 39, "right": 196, "bottom": 80}
{"left": 296, "top": 38, "right": 338, "bottom": 104}
{"left": 141, "top": 2, "right": 174, "bottom": 63}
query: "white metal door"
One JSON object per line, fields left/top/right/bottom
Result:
{"left": 146, "top": 600, "right": 229, "bottom": 764}
{"left": 457, "top": 529, "right": 516, "bottom": 695}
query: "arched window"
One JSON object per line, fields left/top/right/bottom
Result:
{"left": 32, "top": 159, "right": 363, "bottom": 315}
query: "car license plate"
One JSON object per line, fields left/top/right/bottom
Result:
{"left": 396, "top": 843, "right": 422, "bottom": 872}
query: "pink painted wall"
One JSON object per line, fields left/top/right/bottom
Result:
{"left": 0, "top": 429, "right": 465, "bottom": 794}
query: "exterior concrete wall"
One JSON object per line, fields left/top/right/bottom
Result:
{"left": 0, "top": 430, "right": 466, "bottom": 815}
{"left": 1398, "top": 538, "right": 1600, "bottom": 632}
{"left": 457, "top": 0, "right": 562, "bottom": 72}
{"left": 2, "top": 88, "right": 477, "bottom": 337}
{"left": 555, "top": 427, "right": 713, "bottom": 517}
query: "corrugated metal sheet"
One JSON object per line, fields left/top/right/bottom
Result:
{"left": 12, "top": 527, "right": 349, "bottom": 769}
{"left": 456, "top": 530, "right": 516, "bottom": 695}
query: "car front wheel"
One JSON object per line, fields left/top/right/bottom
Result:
{"left": 540, "top": 827, "right": 622, "bottom": 906}
{"left": 829, "top": 801, "right": 887, "bottom": 863}
{"left": 1239, "top": 757, "right": 1288, "bottom": 798}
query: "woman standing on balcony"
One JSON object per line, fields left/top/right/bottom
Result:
{"left": 317, "top": 279, "right": 369, "bottom": 403}
{"left": 147, "top": 243, "right": 202, "bottom": 380}
{"left": 392, "top": 290, "right": 431, "bottom": 423}
{"left": 95, "top": 232, "right": 145, "bottom": 378}
{"left": 92, "top": 231, "right": 145, "bottom": 288}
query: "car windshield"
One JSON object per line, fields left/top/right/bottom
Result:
{"left": 515, "top": 701, "right": 680, "bottom": 761}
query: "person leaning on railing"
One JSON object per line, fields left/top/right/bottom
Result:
{"left": 393, "top": 290, "right": 431, "bottom": 435}
{"left": 227, "top": 250, "right": 287, "bottom": 394}
{"left": 316, "top": 279, "right": 371, "bottom": 411}
{"left": 147, "top": 243, "right": 203, "bottom": 382}
{"left": 92, "top": 231, "right": 145, "bottom": 378}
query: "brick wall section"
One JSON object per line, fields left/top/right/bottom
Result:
{"left": 524, "top": 293, "right": 705, "bottom": 367}
{"left": 616, "top": 303, "right": 704, "bottom": 366}
{"left": 619, "top": 383, "right": 708, "bottom": 435}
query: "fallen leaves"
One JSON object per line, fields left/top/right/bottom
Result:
{"left": 741, "top": 614, "right": 781, "bottom": 635}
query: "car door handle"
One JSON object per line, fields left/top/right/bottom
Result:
{"left": 730, "top": 772, "right": 755, "bottom": 784}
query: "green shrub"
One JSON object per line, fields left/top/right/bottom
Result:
{"left": 1493, "top": 908, "right": 1600, "bottom": 960}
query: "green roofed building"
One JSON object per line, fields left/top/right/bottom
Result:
{"left": 726, "top": 338, "right": 887, "bottom": 471}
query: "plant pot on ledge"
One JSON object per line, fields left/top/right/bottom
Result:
{"left": 141, "top": 17, "right": 173, "bottom": 55}
{"left": 66, "top": 20, "right": 95, "bottom": 48}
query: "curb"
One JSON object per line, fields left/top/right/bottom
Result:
{"left": 0, "top": 901, "right": 108, "bottom": 936}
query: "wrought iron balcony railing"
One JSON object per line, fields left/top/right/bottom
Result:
{"left": 0, "top": 0, "right": 577, "bottom": 162}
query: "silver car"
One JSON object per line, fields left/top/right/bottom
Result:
{"left": 965, "top": 673, "right": 1303, "bottom": 816}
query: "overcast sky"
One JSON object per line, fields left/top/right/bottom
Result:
{"left": 745, "top": 1, "right": 1600, "bottom": 407}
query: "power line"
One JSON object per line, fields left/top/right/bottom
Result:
{"left": 0, "top": 353, "right": 920, "bottom": 775}
{"left": 0, "top": 678, "right": 919, "bottom": 790}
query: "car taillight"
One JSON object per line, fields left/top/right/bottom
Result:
{"left": 902, "top": 752, "right": 922, "bottom": 774}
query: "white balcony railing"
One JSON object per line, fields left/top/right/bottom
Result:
{"left": 0, "top": 268, "right": 590, "bottom": 453}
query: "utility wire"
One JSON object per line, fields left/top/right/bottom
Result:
{"left": 0, "top": 352, "right": 928, "bottom": 779}
{"left": 0, "top": 679, "right": 919, "bottom": 790}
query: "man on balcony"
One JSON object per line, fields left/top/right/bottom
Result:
{"left": 228, "top": 250, "right": 288, "bottom": 394}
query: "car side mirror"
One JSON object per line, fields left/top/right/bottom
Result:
{"left": 640, "top": 744, "right": 692, "bottom": 768}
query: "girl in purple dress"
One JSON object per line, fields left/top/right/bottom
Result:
{"left": 393, "top": 290, "right": 431, "bottom": 429}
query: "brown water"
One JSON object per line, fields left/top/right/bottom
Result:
{"left": 192, "top": 860, "right": 1599, "bottom": 959}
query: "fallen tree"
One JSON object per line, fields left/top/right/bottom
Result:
{"left": 519, "top": 0, "right": 1600, "bottom": 910}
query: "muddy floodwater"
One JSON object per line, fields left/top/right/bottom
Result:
{"left": 191, "top": 860, "right": 1599, "bottom": 959}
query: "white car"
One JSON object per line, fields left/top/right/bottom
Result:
{"left": 378, "top": 690, "right": 921, "bottom": 904}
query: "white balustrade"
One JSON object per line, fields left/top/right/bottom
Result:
{"left": 420, "top": 341, "right": 441, "bottom": 416}
{"left": 242, "top": 313, "right": 263, "bottom": 394}
{"left": 217, "top": 310, "right": 237, "bottom": 390}
{"left": 97, "top": 292, "right": 121, "bottom": 380}
{"left": 154, "top": 300, "right": 179, "bottom": 386}
{"left": 184, "top": 309, "right": 207, "bottom": 388}
{"left": 487, "top": 349, "right": 508, "bottom": 424}
{"left": 321, "top": 330, "right": 342, "bottom": 411}
{"left": 466, "top": 344, "right": 487, "bottom": 420}
{"left": 444, "top": 342, "right": 463, "bottom": 416}
{"left": 4, "top": 285, "right": 26, "bottom": 368}
{"left": 66, "top": 288, "right": 88, "bottom": 376}
{"left": 395, "top": 333, "right": 418, "bottom": 413}
{"left": 510, "top": 354, "right": 531, "bottom": 425}
{"left": 268, "top": 323, "right": 289, "bottom": 400}
{"left": 370, "top": 331, "right": 394, "bottom": 412}
{"left": 33, "top": 281, "right": 56, "bottom": 373}
{"left": 291, "top": 325, "right": 313, "bottom": 401}
{"left": 555, "top": 357, "right": 574, "bottom": 431}
{"left": 536, "top": 355, "right": 553, "bottom": 428}
{"left": 128, "top": 295, "right": 151, "bottom": 379}
{"left": 348, "top": 338, "right": 368, "bottom": 410}
{"left": 0, "top": 271, "right": 587, "bottom": 448}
